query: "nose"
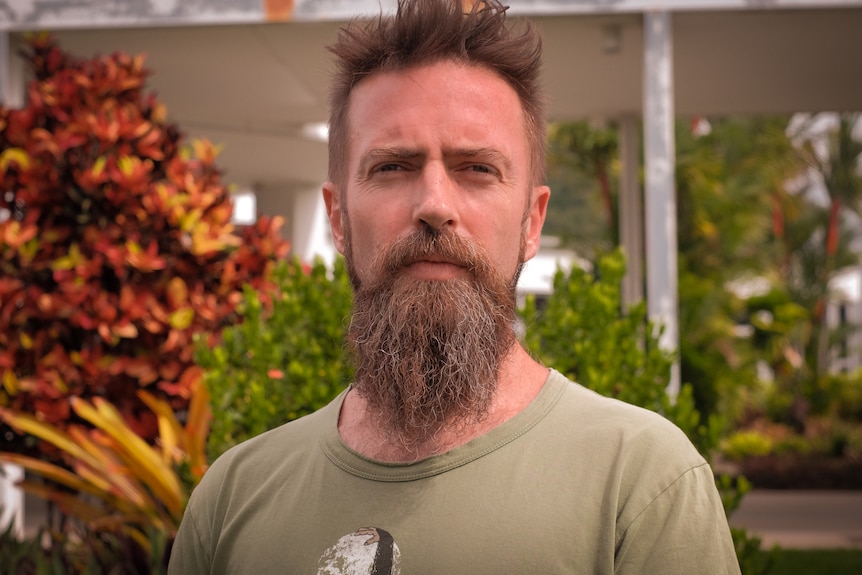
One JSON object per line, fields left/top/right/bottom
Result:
{"left": 414, "top": 162, "right": 457, "bottom": 231}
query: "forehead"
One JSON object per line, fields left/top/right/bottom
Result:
{"left": 344, "top": 61, "right": 529, "bottom": 159}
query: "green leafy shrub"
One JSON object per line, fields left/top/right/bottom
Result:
{"left": 0, "top": 518, "right": 170, "bottom": 575}
{"left": 196, "top": 257, "right": 353, "bottom": 460}
{"left": 714, "top": 474, "right": 778, "bottom": 575}
{"left": 520, "top": 249, "right": 707, "bottom": 451}
{"left": 721, "top": 430, "right": 776, "bottom": 461}
{"left": 773, "top": 434, "right": 813, "bottom": 457}
{"left": 804, "top": 416, "right": 862, "bottom": 459}
{"left": 821, "top": 370, "right": 862, "bottom": 421}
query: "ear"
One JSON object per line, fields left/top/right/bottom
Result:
{"left": 522, "top": 185, "right": 550, "bottom": 262}
{"left": 323, "top": 182, "right": 346, "bottom": 255}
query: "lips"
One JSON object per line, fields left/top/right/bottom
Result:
{"left": 380, "top": 228, "right": 483, "bottom": 279}
{"left": 412, "top": 255, "right": 464, "bottom": 266}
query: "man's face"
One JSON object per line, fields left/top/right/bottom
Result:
{"left": 324, "top": 60, "right": 549, "bottom": 288}
{"left": 322, "top": 61, "right": 549, "bottom": 449}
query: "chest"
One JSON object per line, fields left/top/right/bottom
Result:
{"left": 209, "top": 461, "right": 619, "bottom": 575}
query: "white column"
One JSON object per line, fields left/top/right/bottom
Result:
{"left": 291, "top": 187, "right": 336, "bottom": 266}
{"left": 254, "top": 184, "right": 337, "bottom": 266}
{"left": 254, "top": 183, "right": 295, "bottom": 240}
{"left": 619, "top": 115, "right": 643, "bottom": 310}
{"left": 1, "top": 31, "right": 25, "bottom": 108}
{"left": 643, "top": 11, "right": 680, "bottom": 397}
{"left": 0, "top": 463, "right": 24, "bottom": 539}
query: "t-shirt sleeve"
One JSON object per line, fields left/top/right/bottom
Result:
{"left": 168, "top": 490, "right": 213, "bottom": 575}
{"left": 614, "top": 462, "right": 741, "bottom": 575}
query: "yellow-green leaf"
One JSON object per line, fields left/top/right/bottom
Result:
{"left": 19, "top": 332, "right": 34, "bottom": 349}
{"left": 91, "top": 155, "right": 107, "bottom": 177}
{"left": 67, "top": 427, "right": 153, "bottom": 511}
{"left": 118, "top": 155, "right": 139, "bottom": 176}
{"left": 18, "top": 239, "right": 39, "bottom": 263}
{"left": 180, "top": 372, "right": 210, "bottom": 475}
{"left": 179, "top": 209, "right": 202, "bottom": 232}
{"left": 0, "top": 452, "right": 99, "bottom": 498}
{"left": 1, "top": 371, "right": 18, "bottom": 394}
{"left": 51, "top": 243, "right": 84, "bottom": 271}
{"left": 138, "top": 390, "right": 182, "bottom": 465}
{"left": 0, "top": 148, "right": 30, "bottom": 172}
{"left": 0, "top": 409, "right": 99, "bottom": 469}
{"left": 72, "top": 397, "right": 183, "bottom": 518}
{"left": 166, "top": 277, "right": 189, "bottom": 309}
{"left": 169, "top": 307, "right": 195, "bottom": 330}
{"left": 18, "top": 480, "right": 105, "bottom": 524}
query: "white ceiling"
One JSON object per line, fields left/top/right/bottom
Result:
{"left": 23, "top": 6, "right": 862, "bottom": 190}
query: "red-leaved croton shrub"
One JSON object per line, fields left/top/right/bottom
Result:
{"left": 0, "top": 35, "right": 288, "bottom": 455}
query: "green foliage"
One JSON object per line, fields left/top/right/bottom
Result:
{"left": 545, "top": 114, "right": 862, "bottom": 436}
{"left": 721, "top": 431, "right": 776, "bottom": 461}
{"left": 773, "top": 435, "right": 813, "bottom": 457}
{"left": 732, "top": 527, "right": 778, "bottom": 575}
{"left": 766, "top": 549, "right": 862, "bottom": 575}
{"left": 520, "top": 249, "right": 706, "bottom": 451}
{"left": 717, "top": 473, "right": 751, "bottom": 515}
{"left": 0, "top": 519, "right": 170, "bottom": 575}
{"left": 716, "top": 474, "right": 778, "bottom": 575}
{"left": 674, "top": 116, "right": 803, "bottom": 430}
{"left": 196, "top": 257, "right": 353, "bottom": 460}
{"left": 544, "top": 121, "right": 619, "bottom": 256}
{"left": 821, "top": 370, "right": 862, "bottom": 421}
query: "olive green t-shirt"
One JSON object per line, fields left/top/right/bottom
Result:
{"left": 169, "top": 370, "right": 740, "bottom": 574}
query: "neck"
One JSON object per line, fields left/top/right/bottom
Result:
{"left": 337, "top": 345, "right": 549, "bottom": 463}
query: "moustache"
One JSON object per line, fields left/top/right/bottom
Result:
{"left": 377, "top": 228, "right": 491, "bottom": 279}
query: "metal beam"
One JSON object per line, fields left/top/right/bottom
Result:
{"left": 619, "top": 115, "right": 644, "bottom": 310}
{"left": 643, "top": 11, "right": 680, "bottom": 396}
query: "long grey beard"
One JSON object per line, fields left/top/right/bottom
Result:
{"left": 346, "top": 229, "right": 520, "bottom": 451}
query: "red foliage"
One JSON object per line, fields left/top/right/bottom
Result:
{"left": 0, "top": 36, "right": 289, "bottom": 450}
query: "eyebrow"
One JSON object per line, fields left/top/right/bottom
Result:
{"left": 454, "top": 147, "right": 513, "bottom": 174}
{"left": 356, "top": 146, "right": 513, "bottom": 175}
{"left": 353, "top": 147, "right": 420, "bottom": 179}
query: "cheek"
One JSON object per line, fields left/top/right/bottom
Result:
{"left": 484, "top": 223, "right": 526, "bottom": 274}
{"left": 344, "top": 210, "right": 394, "bottom": 276}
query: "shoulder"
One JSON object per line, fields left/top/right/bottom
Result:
{"left": 539, "top": 373, "right": 738, "bottom": 573}
{"left": 170, "top": 395, "right": 345, "bottom": 573}
{"left": 549, "top": 370, "right": 701, "bottom": 458}
{"left": 187, "top": 392, "right": 343, "bottom": 511}
{"left": 542, "top": 370, "right": 708, "bottom": 498}
{"left": 212, "top": 395, "right": 338, "bottom": 478}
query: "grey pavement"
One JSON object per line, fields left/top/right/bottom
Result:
{"left": 729, "top": 490, "right": 862, "bottom": 549}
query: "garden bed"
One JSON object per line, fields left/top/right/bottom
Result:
{"left": 740, "top": 455, "right": 862, "bottom": 490}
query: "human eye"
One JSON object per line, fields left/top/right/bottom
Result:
{"left": 369, "top": 158, "right": 416, "bottom": 177}
{"left": 376, "top": 163, "right": 404, "bottom": 173}
{"left": 452, "top": 149, "right": 506, "bottom": 181}
{"left": 459, "top": 162, "right": 499, "bottom": 181}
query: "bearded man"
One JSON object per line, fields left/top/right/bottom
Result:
{"left": 169, "top": 1, "right": 741, "bottom": 573}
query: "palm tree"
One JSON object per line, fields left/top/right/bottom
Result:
{"left": 544, "top": 121, "right": 618, "bottom": 257}
{"left": 787, "top": 113, "right": 862, "bottom": 377}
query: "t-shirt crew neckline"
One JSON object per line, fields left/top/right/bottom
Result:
{"left": 319, "top": 369, "right": 567, "bottom": 482}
